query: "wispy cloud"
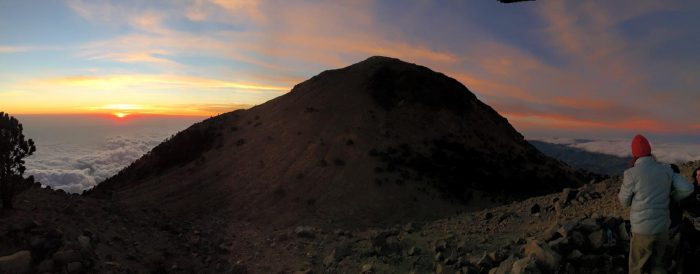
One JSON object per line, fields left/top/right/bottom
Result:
{"left": 4, "top": 0, "right": 699, "bottom": 137}
{"left": 34, "top": 74, "right": 289, "bottom": 92}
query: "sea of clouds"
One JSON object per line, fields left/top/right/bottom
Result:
{"left": 531, "top": 137, "right": 700, "bottom": 165}
{"left": 24, "top": 135, "right": 166, "bottom": 193}
{"left": 18, "top": 113, "right": 700, "bottom": 194}
{"left": 17, "top": 114, "right": 201, "bottom": 194}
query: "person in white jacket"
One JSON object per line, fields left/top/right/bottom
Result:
{"left": 618, "top": 134, "right": 693, "bottom": 274}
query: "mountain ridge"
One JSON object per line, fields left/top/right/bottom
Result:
{"left": 87, "top": 56, "right": 594, "bottom": 229}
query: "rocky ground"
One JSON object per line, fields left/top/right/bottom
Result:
{"left": 0, "top": 160, "right": 696, "bottom": 273}
{"left": 0, "top": 185, "right": 240, "bottom": 273}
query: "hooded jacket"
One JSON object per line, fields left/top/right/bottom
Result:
{"left": 618, "top": 156, "right": 694, "bottom": 234}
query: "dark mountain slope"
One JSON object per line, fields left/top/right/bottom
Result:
{"left": 88, "top": 56, "right": 593, "bottom": 228}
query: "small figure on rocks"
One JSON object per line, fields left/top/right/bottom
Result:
{"left": 678, "top": 166, "right": 700, "bottom": 273}
{"left": 618, "top": 134, "right": 693, "bottom": 274}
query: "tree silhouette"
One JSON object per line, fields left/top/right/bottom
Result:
{"left": 0, "top": 112, "right": 36, "bottom": 209}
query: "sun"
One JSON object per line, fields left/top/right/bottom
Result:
{"left": 113, "top": 112, "right": 129, "bottom": 118}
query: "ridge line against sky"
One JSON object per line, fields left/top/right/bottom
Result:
{"left": 1, "top": 0, "right": 700, "bottom": 138}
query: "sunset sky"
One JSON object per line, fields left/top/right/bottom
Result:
{"left": 2, "top": 0, "right": 700, "bottom": 139}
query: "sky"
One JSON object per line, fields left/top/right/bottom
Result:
{"left": 2, "top": 0, "right": 700, "bottom": 139}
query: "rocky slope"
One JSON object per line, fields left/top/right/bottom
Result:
{"left": 87, "top": 56, "right": 593, "bottom": 229}
{"left": 2, "top": 161, "right": 695, "bottom": 273}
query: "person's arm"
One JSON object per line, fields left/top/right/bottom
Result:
{"left": 680, "top": 186, "right": 698, "bottom": 209}
{"left": 671, "top": 173, "right": 694, "bottom": 201}
{"left": 619, "top": 170, "right": 634, "bottom": 207}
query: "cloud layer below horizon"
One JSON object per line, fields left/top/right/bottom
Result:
{"left": 19, "top": 115, "right": 200, "bottom": 193}
{"left": 25, "top": 135, "right": 164, "bottom": 193}
{"left": 532, "top": 137, "right": 700, "bottom": 165}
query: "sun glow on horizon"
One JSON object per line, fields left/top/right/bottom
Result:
{"left": 113, "top": 112, "right": 129, "bottom": 118}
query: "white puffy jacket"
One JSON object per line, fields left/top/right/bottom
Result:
{"left": 618, "top": 156, "right": 694, "bottom": 234}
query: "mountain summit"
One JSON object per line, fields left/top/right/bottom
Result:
{"left": 89, "top": 56, "right": 591, "bottom": 228}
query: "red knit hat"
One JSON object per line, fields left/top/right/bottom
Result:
{"left": 631, "top": 134, "right": 651, "bottom": 158}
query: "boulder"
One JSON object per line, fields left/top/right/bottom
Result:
{"left": 543, "top": 224, "right": 561, "bottom": 242}
{"left": 36, "top": 259, "right": 55, "bottom": 273}
{"left": 78, "top": 235, "right": 91, "bottom": 249}
{"left": 488, "top": 255, "right": 517, "bottom": 274}
{"left": 67, "top": 262, "right": 83, "bottom": 273}
{"left": 511, "top": 255, "right": 539, "bottom": 274}
{"left": 523, "top": 240, "right": 561, "bottom": 271}
{"left": 30, "top": 236, "right": 61, "bottom": 262}
{"left": 588, "top": 229, "right": 605, "bottom": 250}
{"left": 435, "top": 252, "right": 445, "bottom": 262}
{"left": 578, "top": 218, "right": 601, "bottom": 233}
{"left": 295, "top": 226, "right": 316, "bottom": 238}
{"left": 323, "top": 242, "right": 352, "bottom": 267}
{"left": 444, "top": 252, "right": 457, "bottom": 265}
{"left": 570, "top": 231, "right": 587, "bottom": 250}
{"left": 0, "top": 250, "right": 31, "bottom": 274}
{"left": 558, "top": 222, "right": 577, "bottom": 238}
{"left": 53, "top": 249, "right": 82, "bottom": 265}
{"left": 477, "top": 253, "right": 494, "bottom": 268}
{"left": 567, "top": 249, "right": 583, "bottom": 261}
{"left": 547, "top": 237, "right": 572, "bottom": 256}
{"left": 407, "top": 246, "right": 419, "bottom": 256}
{"left": 361, "top": 263, "right": 373, "bottom": 273}
{"left": 554, "top": 201, "right": 563, "bottom": 217}
{"left": 560, "top": 188, "right": 577, "bottom": 205}
{"left": 435, "top": 263, "right": 446, "bottom": 274}
{"left": 403, "top": 222, "right": 419, "bottom": 233}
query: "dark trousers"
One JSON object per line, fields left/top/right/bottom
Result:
{"left": 679, "top": 219, "right": 700, "bottom": 273}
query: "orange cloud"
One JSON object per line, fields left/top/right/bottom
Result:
{"left": 86, "top": 103, "right": 251, "bottom": 116}
{"left": 0, "top": 46, "right": 31, "bottom": 53}
{"left": 36, "top": 74, "right": 289, "bottom": 92}
{"left": 551, "top": 97, "right": 614, "bottom": 110}
{"left": 504, "top": 111, "right": 682, "bottom": 134}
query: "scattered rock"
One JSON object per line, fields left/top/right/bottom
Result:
{"left": 588, "top": 229, "right": 605, "bottom": 250}
{"left": 570, "top": 231, "right": 587, "bottom": 249}
{"left": 578, "top": 218, "right": 601, "bottom": 233}
{"left": 477, "top": 253, "right": 494, "bottom": 268}
{"left": 78, "top": 235, "right": 91, "bottom": 249}
{"left": 567, "top": 249, "right": 583, "bottom": 261}
{"left": 67, "top": 261, "right": 82, "bottom": 273}
{"left": 361, "top": 263, "right": 373, "bottom": 273}
{"left": 435, "top": 263, "right": 445, "bottom": 274}
{"left": 434, "top": 252, "right": 445, "bottom": 262}
{"left": 560, "top": 188, "right": 578, "bottom": 205}
{"left": 407, "top": 246, "right": 419, "bottom": 256}
{"left": 488, "top": 255, "right": 517, "bottom": 274}
{"left": 295, "top": 226, "right": 316, "bottom": 239}
{"left": 36, "top": 259, "right": 55, "bottom": 273}
{"left": 543, "top": 224, "right": 561, "bottom": 241}
{"left": 53, "top": 249, "right": 81, "bottom": 265}
{"left": 523, "top": 240, "right": 561, "bottom": 271}
{"left": 403, "top": 222, "right": 418, "bottom": 233}
{"left": 511, "top": 255, "right": 537, "bottom": 274}
{"left": 0, "top": 250, "right": 31, "bottom": 274}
